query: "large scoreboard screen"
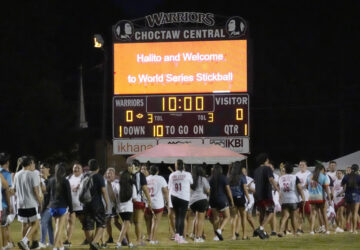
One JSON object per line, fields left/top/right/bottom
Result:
{"left": 113, "top": 40, "right": 247, "bottom": 95}
{"left": 112, "top": 13, "right": 250, "bottom": 154}
{"left": 113, "top": 93, "right": 249, "bottom": 138}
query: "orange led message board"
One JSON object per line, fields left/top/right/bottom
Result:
{"left": 113, "top": 40, "right": 247, "bottom": 95}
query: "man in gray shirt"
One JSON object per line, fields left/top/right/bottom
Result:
{"left": 13, "top": 156, "right": 42, "bottom": 250}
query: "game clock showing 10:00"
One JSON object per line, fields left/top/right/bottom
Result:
{"left": 113, "top": 93, "right": 249, "bottom": 138}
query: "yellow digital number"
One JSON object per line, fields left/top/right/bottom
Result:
{"left": 153, "top": 125, "right": 164, "bottom": 137}
{"left": 208, "top": 112, "right": 214, "bottom": 123}
{"left": 126, "top": 110, "right": 133, "bottom": 122}
{"left": 162, "top": 97, "right": 165, "bottom": 111}
{"left": 245, "top": 123, "right": 248, "bottom": 136}
{"left": 196, "top": 97, "right": 204, "bottom": 111}
{"left": 236, "top": 108, "right": 243, "bottom": 120}
{"left": 169, "top": 97, "right": 176, "bottom": 111}
{"left": 119, "top": 126, "right": 122, "bottom": 137}
{"left": 184, "top": 97, "right": 192, "bottom": 111}
{"left": 147, "top": 114, "right": 153, "bottom": 124}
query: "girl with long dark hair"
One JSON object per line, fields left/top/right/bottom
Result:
{"left": 341, "top": 164, "right": 360, "bottom": 234}
{"left": 189, "top": 165, "right": 210, "bottom": 243}
{"left": 48, "top": 162, "right": 73, "bottom": 250}
{"left": 228, "top": 161, "right": 250, "bottom": 240}
{"left": 168, "top": 159, "right": 193, "bottom": 244}
{"left": 116, "top": 170, "right": 136, "bottom": 249}
{"left": 307, "top": 163, "right": 331, "bottom": 234}
{"left": 145, "top": 165, "right": 169, "bottom": 244}
{"left": 209, "top": 163, "right": 234, "bottom": 241}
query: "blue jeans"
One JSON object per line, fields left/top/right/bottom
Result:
{"left": 40, "top": 208, "right": 54, "bottom": 245}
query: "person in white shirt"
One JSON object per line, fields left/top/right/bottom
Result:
{"left": 242, "top": 168, "right": 256, "bottom": 232}
{"left": 145, "top": 165, "right": 169, "bottom": 244}
{"left": 277, "top": 163, "right": 305, "bottom": 237}
{"left": 13, "top": 156, "right": 42, "bottom": 250}
{"left": 333, "top": 170, "right": 345, "bottom": 233}
{"left": 104, "top": 168, "right": 123, "bottom": 245}
{"left": 168, "top": 160, "right": 193, "bottom": 244}
{"left": 327, "top": 161, "right": 337, "bottom": 183}
{"left": 295, "top": 160, "right": 312, "bottom": 233}
{"left": 116, "top": 170, "right": 137, "bottom": 249}
{"left": 64, "top": 163, "right": 84, "bottom": 246}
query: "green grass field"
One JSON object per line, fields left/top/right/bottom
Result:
{"left": 8, "top": 215, "right": 360, "bottom": 250}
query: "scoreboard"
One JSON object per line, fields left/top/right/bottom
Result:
{"left": 112, "top": 13, "right": 250, "bottom": 154}
{"left": 113, "top": 93, "right": 249, "bottom": 138}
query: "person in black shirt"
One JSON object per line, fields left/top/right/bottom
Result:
{"left": 47, "top": 163, "right": 72, "bottom": 250}
{"left": 209, "top": 164, "right": 234, "bottom": 241}
{"left": 82, "top": 159, "right": 109, "bottom": 250}
{"left": 253, "top": 153, "right": 280, "bottom": 239}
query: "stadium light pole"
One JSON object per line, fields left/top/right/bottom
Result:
{"left": 94, "top": 34, "right": 108, "bottom": 168}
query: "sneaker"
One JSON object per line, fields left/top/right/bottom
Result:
{"left": 81, "top": 239, "right": 89, "bottom": 245}
{"left": 213, "top": 236, "right": 219, "bottom": 241}
{"left": 189, "top": 233, "right": 195, "bottom": 240}
{"left": 175, "top": 234, "right": 180, "bottom": 242}
{"left": 194, "top": 237, "right": 205, "bottom": 243}
{"left": 320, "top": 225, "right": 326, "bottom": 233}
{"left": 296, "top": 229, "right": 304, "bottom": 234}
{"left": 271, "top": 231, "right": 277, "bottom": 236}
{"left": 18, "top": 241, "right": 30, "bottom": 250}
{"left": 30, "top": 241, "right": 40, "bottom": 249}
{"left": 63, "top": 240, "right": 71, "bottom": 247}
{"left": 101, "top": 243, "right": 108, "bottom": 248}
{"left": 215, "top": 229, "right": 224, "bottom": 241}
{"left": 335, "top": 227, "right": 344, "bottom": 233}
{"left": 177, "top": 236, "right": 188, "bottom": 244}
{"left": 309, "top": 231, "right": 315, "bottom": 235}
{"left": 121, "top": 238, "right": 128, "bottom": 246}
{"left": 38, "top": 242, "right": 47, "bottom": 249}
{"left": 90, "top": 242, "right": 101, "bottom": 250}
{"left": 106, "top": 237, "right": 114, "bottom": 244}
{"left": 325, "top": 231, "right": 330, "bottom": 235}
{"left": 137, "top": 241, "right": 146, "bottom": 246}
{"left": 115, "top": 242, "right": 122, "bottom": 249}
{"left": 255, "top": 228, "right": 267, "bottom": 240}
{"left": 149, "top": 240, "right": 159, "bottom": 245}
{"left": 253, "top": 229, "right": 259, "bottom": 237}
{"left": 128, "top": 242, "right": 135, "bottom": 248}
{"left": 4, "top": 242, "right": 15, "bottom": 249}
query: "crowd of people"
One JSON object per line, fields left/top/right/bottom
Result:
{"left": 0, "top": 152, "right": 359, "bottom": 250}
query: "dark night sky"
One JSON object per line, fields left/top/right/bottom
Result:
{"left": 1, "top": 0, "right": 360, "bottom": 167}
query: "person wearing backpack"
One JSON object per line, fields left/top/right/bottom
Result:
{"left": 116, "top": 170, "right": 136, "bottom": 249}
{"left": 81, "top": 159, "right": 109, "bottom": 250}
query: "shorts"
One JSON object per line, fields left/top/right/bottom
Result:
{"left": 309, "top": 200, "right": 325, "bottom": 205}
{"left": 233, "top": 196, "right": 246, "bottom": 208}
{"left": 299, "top": 201, "right": 311, "bottom": 214}
{"left": 345, "top": 193, "right": 360, "bottom": 204}
{"left": 18, "top": 207, "right": 40, "bottom": 223}
{"left": 209, "top": 199, "right": 229, "bottom": 211}
{"left": 1, "top": 208, "right": 8, "bottom": 226}
{"left": 50, "top": 208, "right": 67, "bottom": 217}
{"left": 256, "top": 199, "right": 275, "bottom": 214}
{"left": 245, "top": 196, "right": 255, "bottom": 213}
{"left": 120, "top": 212, "right": 132, "bottom": 221}
{"left": 133, "top": 201, "right": 146, "bottom": 210}
{"left": 190, "top": 199, "right": 208, "bottom": 213}
{"left": 82, "top": 207, "right": 106, "bottom": 231}
{"left": 145, "top": 207, "right": 164, "bottom": 215}
{"left": 281, "top": 203, "right": 298, "bottom": 211}
{"left": 334, "top": 198, "right": 345, "bottom": 210}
